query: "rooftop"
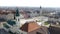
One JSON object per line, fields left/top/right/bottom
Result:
{"left": 0, "top": 29, "right": 10, "bottom": 34}
{"left": 20, "top": 21, "right": 40, "bottom": 32}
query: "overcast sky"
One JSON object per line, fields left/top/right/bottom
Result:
{"left": 0, "top": 0, "right": 60, "bottom": 7}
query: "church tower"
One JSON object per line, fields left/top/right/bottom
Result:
{"left": 40, "top": 6, "right": 42, "bottom": 16}
{"left": 15, "top": 8, "right": 20, "bottom": 27}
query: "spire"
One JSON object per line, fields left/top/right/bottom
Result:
{"left": 40, "top": 6, "right": 42, "bottom": 9}
{"left": 40, "top": 6, "right": 42, "bottom": 16}
{"left": 15, "top": 8, "right": 20, "bottom": 16}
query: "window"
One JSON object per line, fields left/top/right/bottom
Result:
{"left": 18, "top": 19, "right": 20, "bottom": 21}
{"left": 14, "top": 16, "right": 15, "bottom": 19}
{"left": 36, "top": 32, "right": 42, "bottom": 34}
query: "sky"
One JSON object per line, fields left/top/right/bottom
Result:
{"left": 0, "top": 0, "right": 60, "bottom": 7}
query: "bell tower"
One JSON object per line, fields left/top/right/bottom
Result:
{"left": 15, "top": 8, "right": 20, "bottom": 27}
{"left": 40, "top": 6, "right": 42, "bottom": 16}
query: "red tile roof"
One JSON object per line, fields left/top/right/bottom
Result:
{"left": 20, "top": 21, "right": 40, "bottom": 32}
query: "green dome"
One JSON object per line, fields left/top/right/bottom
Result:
{"left": 15, "top": 9, "right": 20, "bottom": 16}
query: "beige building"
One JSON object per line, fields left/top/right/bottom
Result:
{"left": 6, "top": 13, "right": 14, "bottom": 20}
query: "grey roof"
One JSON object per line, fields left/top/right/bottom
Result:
{"left": 0, "top": 29, "right": 10, "bottom": 34}
{"left": 0, "top": 18, "right": 6, "bottom": 22}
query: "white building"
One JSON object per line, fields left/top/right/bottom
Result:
{"left": 3, "top": 8, "right": 20, "bottom": 33}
